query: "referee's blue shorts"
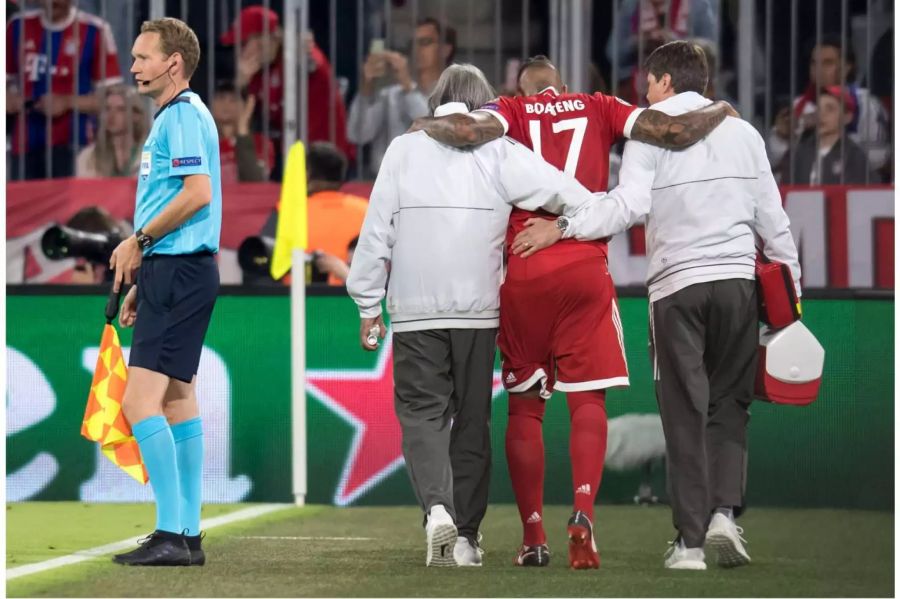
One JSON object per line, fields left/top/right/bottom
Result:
{"left": 129, "top": 251, "right": 219, "bottom": 383}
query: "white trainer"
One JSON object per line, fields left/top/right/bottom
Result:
{"left": 663, "top": 538, "right": 707, "bottom": 570}
{"left": 705, "top": 513, "right": 751, "bottom": 568}
{"left": 424, "top": 505, "right": 457, "bottom": 567}
{"left": 453, "top": 536, "right": 484, "bottom": 567}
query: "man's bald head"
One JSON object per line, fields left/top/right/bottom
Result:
{"left": 517, "top": 55, "right": 564, "bottom": 96}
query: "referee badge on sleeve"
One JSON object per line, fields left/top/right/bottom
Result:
{"left": 172, "top": 156, "right": 202, "bottom": 167}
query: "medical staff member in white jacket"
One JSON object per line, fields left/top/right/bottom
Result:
{"left": 346, "top": 64, "right": 600, "bottom": 568}
{"left": 511, "top": 41, "right": 801, "bottom": 572}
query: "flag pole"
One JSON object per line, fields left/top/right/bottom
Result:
{"left": 284, "top": 0, "right": 308, "bottom": 507}
{"left": 105, "top": 286, "right": 123, "bottom": 324}
{"left": 291, "top": 247, "right": 307, "bottom": 506}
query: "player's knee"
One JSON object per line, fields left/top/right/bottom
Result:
{"left": 566, "top": 389, "right": 607, "bottom": 414}
{"left": 508, "top": 392, "right": 547, "bottom": 420}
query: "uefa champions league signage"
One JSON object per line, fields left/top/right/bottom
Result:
{"left": 7, "top": 346, "right": 252, "bottom": 503}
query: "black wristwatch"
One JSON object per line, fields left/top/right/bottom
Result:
{"left": 135, "top": 228, "right": 155, "bottom": 249}
{"left": 556, "top": 216, "right": 570, "bottom": 236}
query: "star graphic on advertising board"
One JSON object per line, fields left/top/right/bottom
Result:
{"left": 306, "top": 330, "right": 504, "bottom": 506}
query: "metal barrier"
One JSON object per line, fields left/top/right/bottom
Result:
{"left": 602, "top": 0, "right": 891, "bottom": 184}
{"left": 754, "top": 0, "right": 892, "bottom": 185}
{"left": 5, "top": 0, "right": 893, "bottom": 184}
{"left": 6, "top": 0, "right": 547, "bottom": 181}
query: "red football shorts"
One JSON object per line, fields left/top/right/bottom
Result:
{"left": 499, "top": 256, "right": 629, "bottom": 398}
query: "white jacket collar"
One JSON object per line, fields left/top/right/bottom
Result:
{"left": 650, "top": 91, "right": 713, "bottom": 116}
{"left": 434, "top": 102, "right": 470, "bottom": 117}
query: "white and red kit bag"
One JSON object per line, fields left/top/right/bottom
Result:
{"left": 755, "top": 321, "right": 825, "bottom": 406}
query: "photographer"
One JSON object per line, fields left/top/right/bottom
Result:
{"left": 348, "top": 18, "right": 456, "bottom": 178}
{"left": 41, "top": 206, "right": 133, "bottom": 284}
{"left": 313, "top": 236, "right": 358, "bottom": 285}
{"left": 306, "top": 143, "right": 367, "bottom": 285}
{"left": 248, "top": 143, "right": 366, "bottom": 286}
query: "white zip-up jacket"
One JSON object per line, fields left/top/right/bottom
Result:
{"left": 347, "top": 103, "right": 598, "bottom": 332}
{"left": 565, "top": 91, "right": 801, "bottom": 303}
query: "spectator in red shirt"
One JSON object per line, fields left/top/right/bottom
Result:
{"left": 220, "top": 5, "right": 355, "bottom": 180}
{"left": 6, "top": 0, "right": 123, "bottom": 179}
{"left": 211, "top": 81, "right": 275, "bottom": 183}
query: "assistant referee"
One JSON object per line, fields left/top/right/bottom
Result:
{"left": 109, "top": 17, "right": 222, "bottom": 567}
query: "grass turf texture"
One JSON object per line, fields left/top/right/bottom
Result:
{"left": 7, "top": 503, "right": 893, "bottom": 598}
{"left": 6, "top": 503, "right": 247, "bottom": 568}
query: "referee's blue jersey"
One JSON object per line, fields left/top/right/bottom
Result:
{"left": 135, "top": 89, "right": 222, "bottom": 256}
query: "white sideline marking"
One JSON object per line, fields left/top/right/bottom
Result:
{"left": 236, "top": 535, "right": 374, "bottom": 541}
{"left": 7, "top": 504, "right": 292, "bottom": 581}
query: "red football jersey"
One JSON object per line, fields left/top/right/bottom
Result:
{"left": 6, "top": 8, "right": 122, "bottom": 154}
{"left": 478, "top": 88, "right": 640, "bottom": 260}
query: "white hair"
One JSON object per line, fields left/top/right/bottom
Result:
{"left": 428, "top": 64, "right": 496, "bottom": 113}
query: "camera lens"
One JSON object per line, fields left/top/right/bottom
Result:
{"left": 41, "top": 226, "right": 70, "bottom": 260}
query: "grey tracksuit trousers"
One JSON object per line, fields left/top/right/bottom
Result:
{"left": 392, "top": 328, "right": 496, "bottom": 542}
{"left": 649, "top": 279, "right": 758, "bottom": 548}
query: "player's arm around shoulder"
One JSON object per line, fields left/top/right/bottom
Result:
{"left": 407, "top": 110, "right": 504, "bottom": 147}
{"left": 630, "top": 100, "right": 739, "bottom": 149}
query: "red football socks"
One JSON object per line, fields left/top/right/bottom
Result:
{"left": 567, "top": 390, "right": 608, "bottom": 522}
{"left": 506, "top": 395, "right": 547, "bottom": 546}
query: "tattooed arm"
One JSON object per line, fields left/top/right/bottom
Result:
{"left": 407, "top": 111, "right": 505, "bottom": 147}
{"left": 630, "top": 101, "right": 738, "bottom": 149}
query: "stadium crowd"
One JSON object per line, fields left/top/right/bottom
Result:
{"left": 1, "top": 1, "right": 880, "bottom": 574}
{"left": 5, "top": 0, "right": 894, "bottom": 284}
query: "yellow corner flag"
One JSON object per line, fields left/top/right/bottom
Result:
{"left": 81, "top": 324, "right": 148, "bottom": 484}
{"left": 270, "top": 141, "right": 309, "bottom": 280}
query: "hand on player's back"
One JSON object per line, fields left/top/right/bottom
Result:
{"left": 511, "top": 218, "right": 563, "bottom": 258}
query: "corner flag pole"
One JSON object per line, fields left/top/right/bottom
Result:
{"left": 290, "top": 248, "right": 307, "bottom": 507}
{"left": 280, "top": 0, "right": 309, "bottom": 506}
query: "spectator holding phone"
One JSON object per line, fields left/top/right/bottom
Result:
{"left": 348, "top": 18, "right": 456, "bottom": 178}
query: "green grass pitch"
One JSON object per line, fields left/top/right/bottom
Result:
{"left": 6, "top": 502, "right": 893, "bottom": 597}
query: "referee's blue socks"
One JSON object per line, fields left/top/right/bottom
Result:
{"left": 132, "top": 415, "right": 182, "bottom": 534}
{"left": 171, "top": 417, "right": 204, "bottom": 536}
